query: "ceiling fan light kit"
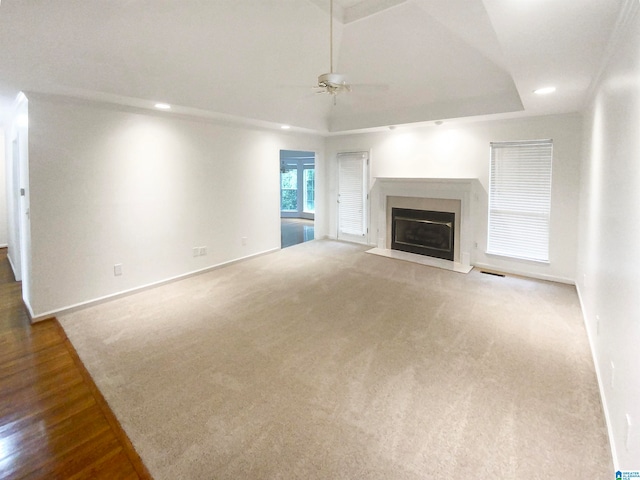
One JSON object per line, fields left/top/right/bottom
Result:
{"left": 317, "top": 72, "right": 351, "bottom": 95}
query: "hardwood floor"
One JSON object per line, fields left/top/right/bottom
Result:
{"left": 0, "top": 249, "right": 152, "bottom": 479}
{"left": 281, "top": 218, "right": 314, "bottom": 248}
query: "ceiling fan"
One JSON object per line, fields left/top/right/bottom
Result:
{"left": 314, "top": 0, "right": 351, "bottom": 98}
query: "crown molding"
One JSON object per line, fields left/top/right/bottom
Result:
{"left": 583, "top": 0, "right": 639, "bottom": 109}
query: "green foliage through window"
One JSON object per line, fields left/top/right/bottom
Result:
{"left": 281, "top": 169, "right": 298, "bottom": 211}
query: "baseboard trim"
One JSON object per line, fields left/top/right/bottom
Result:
{"left": 472, "top": 262, "right": 574, "bottom": 285}
{"left": 30, "top": 247, "right": 280, "bottom": 323}
{"left": 23, "top": 299, "right": 42, "bottom": 324}
{"left": 6, "top": 252, "right": 19, "bottom": 281}
{"left": 575, "top": 284, "right": 618, "bottom": 470}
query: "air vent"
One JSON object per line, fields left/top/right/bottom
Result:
{"left": 480, "top": 271, "right": 505, "bottom": 277}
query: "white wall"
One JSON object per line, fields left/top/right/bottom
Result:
{"left": 0, "top": 130, "right": 6, "bottom": 247}
{"left": 577, "top": 2, "right": 640, "bottom": 470}
{"left": 326, "top": 113, "right": 583, "bottom": 283}
{"left": 26, "top": 94, "right": 325, "bottom": 318}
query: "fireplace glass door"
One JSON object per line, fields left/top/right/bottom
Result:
{"left": 391, "top": 208, "right": 455, "bottom": 261}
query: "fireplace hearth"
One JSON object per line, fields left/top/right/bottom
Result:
{"left": 391, "top": 208, "right": 455, "bottom": 261}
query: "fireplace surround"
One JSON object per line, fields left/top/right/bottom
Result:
{"left": 386, "top": 195, "right": 461, "bottom": 261}
{"left": 370, "top": 178, "right": 479, "bottom": 271}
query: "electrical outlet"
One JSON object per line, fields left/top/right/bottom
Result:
{"left": 193, "top": 247, "right": 199, "bottom": 257}
{"left": 242, "top": 237, "right": 247, "bottom": 246}
{"left": 114, "top": 264, "right": 123, "bottom": 276}
{"left": 200, "top": 246, "right": 207, "bottom": 256}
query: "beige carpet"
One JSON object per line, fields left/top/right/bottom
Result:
{"left": 59, "top": 240, "right": 612, "bottom": 479}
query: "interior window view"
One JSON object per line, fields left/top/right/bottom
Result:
{"left": 0, "top": 1, "right": 639, "bottom": 479}
{"left": 280, "top": 150, "right": 315, "bottom": 248}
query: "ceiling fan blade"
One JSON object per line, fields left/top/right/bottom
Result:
{"left": 350, "top": 83, "right": 390, "bottom": 93}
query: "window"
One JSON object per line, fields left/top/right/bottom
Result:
{"left": 303, "top": 168, "right": 315, "bottom": 213}
{"left": 280, "top": 168, "right": 298, "bottom": 211}
{"left": 487, "top": 140, "right": 553, "bottom": 263}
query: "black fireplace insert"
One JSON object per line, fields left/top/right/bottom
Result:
{"left": 391, "top": 208, "right": 455, "bottom": 261}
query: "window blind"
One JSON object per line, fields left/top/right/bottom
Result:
{"left": 487, "top": 140, "right": 553, "bottom": 262}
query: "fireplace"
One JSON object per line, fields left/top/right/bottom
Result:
{"left": 391, "top": 208, "right": 455, "bottom": 261}
{"left": 368, "top": 178, "right": 478, "bottom": 272}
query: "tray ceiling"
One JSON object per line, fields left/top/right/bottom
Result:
{"left": 0, "top": 0, "right": 624, "bottom": 133}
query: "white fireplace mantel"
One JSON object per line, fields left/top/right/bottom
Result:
{"left": 371, "top": 177, "right": 480, "bottom": 267}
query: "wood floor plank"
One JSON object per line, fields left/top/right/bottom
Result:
{"left": 67, "top": 447, "right": 141, "bottom": 480}
{"left": 0, "top": 380, "right": 91, "bottom": 428}
{"left": 0, "top": 346, "right": 75, "bottom": 396}
{"left": 0, "top": 366, "right": 86, "bottom": 419}
{"left": 0, "top": 247, "right": 153, "bottom": 480}
{"left": 0, "top": 403, "right": 109, "bottom": 471}
{"left": 0, "top": 385, "right": 95, "bottom": 440}
{"left": 21, "top": 430, "right": 133, "bottom": 480}
{"left": 0, "top": 324, "right": 64, "bottom": 363}
{"left": 4, "top": 428, "right": 119, "bottom": 480}
{"left": 0, "top": 341, "right": 69, "bottom": 379}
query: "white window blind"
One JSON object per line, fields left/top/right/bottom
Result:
{"left": 487, "top": 140, "right": 553, "bottom": 262}
{"left": 338, "top": 152, "right": 367, "bottom": 237}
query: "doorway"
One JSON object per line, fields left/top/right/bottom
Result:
{"left": 280, "top": 150, "right": 315, "bottom": 248}
{"left": 337, "top": 151, "right": 368, "bottom": 244}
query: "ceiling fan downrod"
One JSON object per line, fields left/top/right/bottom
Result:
{"left": 316, "top": 0, "right": 350, "bottom": 100}
{"left": 329, "top": 0, "right": 333, "bottom": 73}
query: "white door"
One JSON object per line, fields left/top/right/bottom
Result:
{"left": 337, "top": 152, "right": 368, "bottom": 244}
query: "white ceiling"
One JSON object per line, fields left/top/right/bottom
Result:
{"left": 0, "top": 0, "right": 624, "bottom": 133}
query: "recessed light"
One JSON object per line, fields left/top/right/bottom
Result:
{"left": 435, "top": 120, "right": 444, "bottom": 126}
{"left": 533, "top": 87, "right": 556, "bottom": 95}
{"left": 388, "top": 125, "right": 397, "bottom": 130}
{"left": 154, "top": 103, "right": 171, "bottom": 110}
{"left": 281, "top": 125, "right": 291, "bottom": 130}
